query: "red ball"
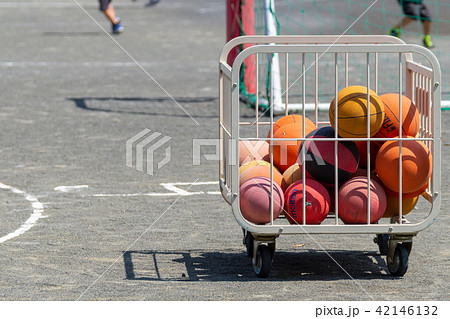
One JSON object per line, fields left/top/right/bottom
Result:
{"left": 338, "top": 176, "right": 387, "bottom": 224}
{"left": 239, "top": 177, "right": 284, "bottom": 225}
{"left": 354, "top": 140, "right": 381, "bottom": 169}
{"left": 284, "top": 179, "right": 331, "bottom": 225}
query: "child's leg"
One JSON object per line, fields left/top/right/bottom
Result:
{"left": 423, "top": 20, "right": 431, "bottom": 35}
{"left": 398, "top": 16, "right": 415, "bottom": 29}
{"left": 104, "top": 4, "right": 119, "bottom": 25}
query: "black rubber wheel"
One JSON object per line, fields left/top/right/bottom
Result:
{"left": 245, "top": 232, "right": 254, "bottom": 257}
{"left": 376, "top": 234, "right": 390, "bottom": 256}
{"left": 253, "top": 245, "right": 272, "bottom": 278}
{"left": 387, "top": 243, "right": 409, "bottom": 276}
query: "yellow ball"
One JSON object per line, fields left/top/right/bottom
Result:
{"left": 329, "top": 85, "right": 385, "bottom": 138}
{"left": 239, "top": 160, "right": 272, "bottom": 174}
{"left": 382, "top": 193, "right": 419, "bottom": 218}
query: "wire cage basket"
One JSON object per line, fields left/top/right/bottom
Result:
{"left": 219, "top": 35, "right": 441, "bottom": 278}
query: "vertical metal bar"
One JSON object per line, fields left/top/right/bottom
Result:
{"left": 285, "top": 52, "right": 289, "bottom": 116}
{"left": 255, "top": 53, "right": 259, "bottom": 138}
{"left": 302, "top": 53, "right": 306, "bottom": 225}
{"left": 334, "top": 53, "right": 339, "bottom": 225}
{"left": 416, "top": 74, "right": 422, "bottom": 137}
{"left": 315, "top": 52, "right": 319, "bottom": 126}
{"left": 428, "top": 76, "right": 432, "bottom": 142}
{"left": 398, "top": 53, "right": 403, "bottom": 223}
{"left": 269, "top": 52, "right": 274, "bottom": 225}
{"left": 428, "top": 77, "right": 432, "bottom": 195}
{"left": 345, "top": 53, "right": 349, "bottom": 87}
{"left": 374, "top": 53, "right": 378, "bottom": 94}
{"left": 366, "top": 53, "right": 371, "bottom": 225}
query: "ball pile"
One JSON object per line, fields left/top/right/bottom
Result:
{"left": 238, "top": 86, "right": 431, "bottom": 225}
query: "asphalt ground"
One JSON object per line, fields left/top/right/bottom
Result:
{"left": 0, "top": 0, "right": 448, "bottom": 301}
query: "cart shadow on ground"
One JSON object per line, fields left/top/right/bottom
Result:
{"left": 68, "top": 97, "right": 218, "bottom": 118}
{"left": 122, "top": 249, "right": 397, "bottom": 281}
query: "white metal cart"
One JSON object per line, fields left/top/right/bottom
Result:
{"left": 219, "top": 35, "right": 441, "bottom": 278}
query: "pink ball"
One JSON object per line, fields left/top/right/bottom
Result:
{"left": 338, "top": 176, "right": 387, "bottom": 224}
{"left": 239, "top": 177, "right": 284, "bottom": 224}
{"left": 284, "top": 179, "right": 331, "bottom": 225}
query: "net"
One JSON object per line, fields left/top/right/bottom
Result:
{"left": 228, "top": 0, "right": 450, "bottom": 110}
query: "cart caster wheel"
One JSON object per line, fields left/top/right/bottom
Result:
{"left": 245, "top": 232, "right": 254, "bottom": 257}
{"left": 253, "top": 245, "right": 272, "bottom": 278}
{"left": 387, "top": 243, "right": 409, "bottom": 276}
{"left": 375, "top": 234, "right": 390, "bottom": 256}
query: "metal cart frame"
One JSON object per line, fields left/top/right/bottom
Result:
{"left": 219, "top": 35, "right": 441, "bottom": 277}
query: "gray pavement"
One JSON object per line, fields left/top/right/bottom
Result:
{"left": 0, "top": 0, "right": 448, "bottom": 301}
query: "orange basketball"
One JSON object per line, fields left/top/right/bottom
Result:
{"left": 374, "top": 93, "right": 420, "bottom": 146}
{"left": 385, "top": 182, "right": 428, "bottom": 199}
{"left": 329, "top": 85, "right": 385, "bottom": 138}
{"left": 239, "top": 160, "right": 271, "bottom": 174}
{"left": 383, "top": 193, "right": 419, "bottom": 218}
{"left": 269, "top": 121, "right": 317, "bottom": 172}
{"left": 239, "top": 141, "right": 270, "bottom": 165}
{"left": 267, "top": 114, "right": 315, "bottom": 138}
{"left": 239, "top": 165, "right": 283, "bottom": 188}
{"left": 375, "top": 138, "right": 432, "bottom": 193}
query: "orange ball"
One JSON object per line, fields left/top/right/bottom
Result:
{"left": 239, "top": 165, "right": 283, "bottom": 188}
{"left": 375, "top": 138, "right": 432, "bottom": 194}
{"left": 383, "top": 192, "right": 419, "bottom": 218}
{"left": 239, "top": 160, "right": 271, "bottom": 174}
{"left": 269, "top": 121, "right": 317, "bottom": 172}
{"left": 239, "top": 141, "right": 270, "bottom": 165}
{"left": 329, "top": 85, "right": 385, "bottom": 138}
{"left": 385, "top": 182, "right": 428, "bottom": 199}
{"left": 374, "top": 93, "right": 420, "bottom": 145}
{"left": 281, "top": 163, "right": 313, "bottom": 191}
{"left": 267, "top": 114, "right": 315, "bottom": 138}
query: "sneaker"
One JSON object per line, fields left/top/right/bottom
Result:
{"left": 112, "top": 17, "right": 124, "bottom": 34}
{"left": 389, "top": 28, "right": 400, "bottom": 38}
{"left": 423, "top": 35, "right": 434, "bottom": 48}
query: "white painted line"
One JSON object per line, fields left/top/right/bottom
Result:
{"left": 165, "top": 181, "right": 219, "bottom": 186}
{"left": 0, "top": 182, "right": 46, "bottom": 244}
{"left": 89, "top": 181, "right": 220, "bottom": 198}
{"left": 90, "top": 192, "right": 180, "bottom": 197}
{"left": 160, "top": 183, "right": 203, "bottom": 196}
{"left": 54, "top": 185, "right": 89, "bottom": 192}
